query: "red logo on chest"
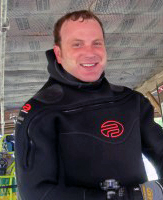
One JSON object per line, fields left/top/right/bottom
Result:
{"left": 101, "top": 120, "right": 124, "bottom": 138}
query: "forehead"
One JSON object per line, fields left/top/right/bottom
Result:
{"left": 60, "top": 18, "right": 103, "bottom": 40}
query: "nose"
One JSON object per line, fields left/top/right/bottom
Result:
{"left": 84, "top": 45, "right": 96, "bottom": 57}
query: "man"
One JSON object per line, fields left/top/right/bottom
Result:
{"left": 15, "top": 10, "right": 163, "bottom": 200}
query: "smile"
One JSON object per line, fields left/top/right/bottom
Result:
{"left": 80, "top": 63, "right": 97, "bottom": 67}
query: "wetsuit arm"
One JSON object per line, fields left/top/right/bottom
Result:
{"left": 15, "top": 112, "right": 81, "bottom": 200}
{"left": 15, "top": 111, "right": 105, "bottom": 200}
{"left": 138, "top": 95, "right": 163, "bottom": 199}
{"left": 140, "top": 95, "right": 163, "bottom": 178}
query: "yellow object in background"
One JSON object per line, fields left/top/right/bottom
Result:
{"left": 0, "top": 134, "right": 17, "bottom": 200}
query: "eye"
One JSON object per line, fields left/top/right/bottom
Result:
{"left": 72, "top": 42, "right": 82, "bottom": 48}
{"left": 93, "top": 41, "right": 103, "bottom": 47}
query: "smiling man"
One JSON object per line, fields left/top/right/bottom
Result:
{"left": 15, "top": 10, "right": 163, "bottom": 200}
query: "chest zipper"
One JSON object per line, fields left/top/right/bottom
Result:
{"left": 62, "top": 101, "right": 115, "bottom": 113}
{"left": 62, "top": 92, "right": 133, "bottom": 113}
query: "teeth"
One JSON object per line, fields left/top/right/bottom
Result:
{"left": 81, "top": 64, "right": 95, "bottom": 67}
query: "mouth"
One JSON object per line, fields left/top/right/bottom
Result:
{"left": 80, "top": 63, "right": 98, "bottom": 68}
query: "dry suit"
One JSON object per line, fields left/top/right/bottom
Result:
{"left": 15, "top": 49, "right": 163, "bottom": 200}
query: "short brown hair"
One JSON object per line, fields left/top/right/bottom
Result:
{"left": 53, "top": 10, "right": 104, "bottom": 47}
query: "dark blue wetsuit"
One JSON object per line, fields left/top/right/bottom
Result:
{"left": 15, "top": 50, "right": 163, "bottom": 200}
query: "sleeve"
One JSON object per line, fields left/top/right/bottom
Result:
{"left": 140, "top": 95, "right": 163, "bottom": 178}
{"left": 15, "top": 109, "right": 105, "bottom": 200}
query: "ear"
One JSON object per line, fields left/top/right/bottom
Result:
{"left": 53, "top": 45, "right": 62, "bottom": 64}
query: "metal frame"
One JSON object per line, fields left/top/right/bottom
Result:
{"left": 0, "top": 0, "right": 9, "bottom": 136}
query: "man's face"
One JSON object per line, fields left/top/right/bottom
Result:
{"left": 54, "top": 18, "right": 107, "bottom": 82}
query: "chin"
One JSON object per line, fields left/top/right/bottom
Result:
{"left": 80, "top": 76, "right": 100, "bottom": 83}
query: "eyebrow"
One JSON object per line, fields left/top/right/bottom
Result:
{"left": 71, "top": 39, "right": 104, "bottom": 42}
{"left": 71, "top": 39, "right": 84, "bottom": 42}
{"left": 93, "top": 39, "right": 104, "bottom": 42}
